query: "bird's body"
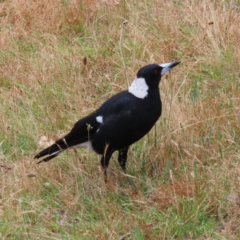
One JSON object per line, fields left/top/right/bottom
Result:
{"left": 35, "top": 62, "right": 180, "bottom": 180}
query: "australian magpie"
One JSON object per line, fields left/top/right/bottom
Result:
{"left": 34, "top": 61, "right": 180, "bottom": 181}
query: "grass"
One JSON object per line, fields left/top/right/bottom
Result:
{"left": 1, "top": 0, "right": 240, "bottom": 239}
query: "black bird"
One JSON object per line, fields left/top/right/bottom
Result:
{"left": 34, "top": 61, "right": 180, "bottom": 180}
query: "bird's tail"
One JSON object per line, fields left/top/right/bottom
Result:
{"left": 34, "top": 137, "right": 69, "bottom": 164}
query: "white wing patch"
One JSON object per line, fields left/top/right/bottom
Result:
{"left": 96, "top": 115, "right": 103, "bottom": 124}
{"left": 128, "top": 77, "right": 148, "bottom": 99}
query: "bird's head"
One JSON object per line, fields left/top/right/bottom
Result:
{"left": 137, "top": 61, "right": 181, "bottom": 88}
{"left": 128, "top": 61, "right": 180, "bottom": 99}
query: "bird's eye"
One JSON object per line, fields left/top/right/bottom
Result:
{"left": 154, "top": 69, "right": 159, "bottom": 75}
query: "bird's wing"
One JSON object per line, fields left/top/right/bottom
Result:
{"left": 35, "top": 90, "right": 160, "bottom": 161}
{"left": 92, "top": 91, "right": 160, "bottom": 152}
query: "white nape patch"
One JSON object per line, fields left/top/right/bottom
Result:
{"left": 96, "top": 115, "right": 103, "bottom": 124}
{"left": 76, "top": 141, "right": 93, "bottom": 151}
{"left": 128, "top": 77, "right": 148, "bottom": 99}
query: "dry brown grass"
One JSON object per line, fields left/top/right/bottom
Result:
{"left": 1, "top": 0, "right": 240, "bottom": 239}
{"left": 0, "top": 0, "right": 99, "bottom": 37}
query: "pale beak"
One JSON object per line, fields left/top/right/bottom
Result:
{"left": 159, "top": 61, "right": 181, "bottom": 76}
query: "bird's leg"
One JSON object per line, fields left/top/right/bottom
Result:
{"left": 118, "top": 147, "right": 129, "bottom": 174}
{"left": 100, "top": 151, "right": 113, "bottom": 183}
{"left": 118, "top": 147, "right": 136, "bottom": 187}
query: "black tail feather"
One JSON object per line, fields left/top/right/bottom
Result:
{"left": 34, "top": 138, "right": 69, "bottom": 162}
{"left": 36, "top": 151, "right": 62, "bottom": 164}
{"left": 34, "top": 123, "right": 94, "bottom": 163}
{"left": 34, "top": 133, "right": 90, "bottom": 163}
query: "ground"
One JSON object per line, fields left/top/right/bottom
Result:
{"left": 0, "top": 0, "right": 240, "bottom": 239}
